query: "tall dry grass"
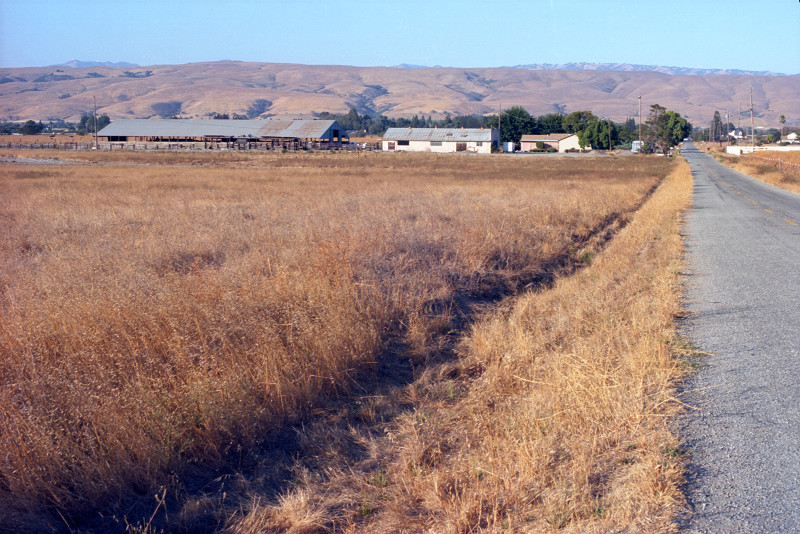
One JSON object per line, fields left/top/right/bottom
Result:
{"left": 701, "top": 144, "right": 800, "bottom": 194}
{"left": 233, "top": 157, "right": 692, "bottom": 533}
{"left": 0, "top": 152, "right": 672, "bottom": 530}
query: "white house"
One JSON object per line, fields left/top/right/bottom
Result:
{"left": 519, "top": 133, "right": 585, "bottom": 153}
{"left": 382, "top": 127, "right": 498, "bottom": 154}
{"left": 787, "top": 132, "right": 799, "bottom": 144}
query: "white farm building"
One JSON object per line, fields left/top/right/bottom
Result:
{"left": 382, "top": 127, "right": 499, "bottom": 154}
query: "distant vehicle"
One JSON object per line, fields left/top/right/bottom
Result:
{"left": 632, "top": 140, "right": 644, "bottom": 153}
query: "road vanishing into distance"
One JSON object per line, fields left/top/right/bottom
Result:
{"left": 680, "top": 141, "right": 800, "bottom": 533}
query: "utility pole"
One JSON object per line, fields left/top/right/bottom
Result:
{"left": 93, "top": 96, "right": 98, "bottom": 150}
{"left": 750, "top": 86, "right": 755, "bottom": 149}
{"left": 638, "top": 96, "right": 642, "bottom": 150}
{"left": 498, "top": 102, "right": 502, "bottom": 151}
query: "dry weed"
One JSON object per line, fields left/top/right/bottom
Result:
{"left": 699, "top": 144, "right": 800, "bottom": 194}
{"left": 0, "top": 152, "right": 672, "bottom": 530}
{"left": 238, "top": 156, "right": 692, "bottom": 533}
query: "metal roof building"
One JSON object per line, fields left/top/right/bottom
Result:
{"left": 382, "top": 128, "right": 498, "bottom": 154}
{"left": 98, "top": 119, "right": 347, "bottom": 147}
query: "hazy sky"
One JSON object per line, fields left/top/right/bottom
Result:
{"left": 2, "top": 0, "right": 798, "bottom": 73}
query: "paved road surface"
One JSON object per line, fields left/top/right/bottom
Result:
{"left": 680, "top": 142, "right": 800, "bottom": 532}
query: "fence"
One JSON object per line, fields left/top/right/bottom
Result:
{"left": 0, "top": 141, "right": 381, "bottom": 152}
{"left": 742, "top": 154, "right": 800, "bottom": 178}
{"left": 0, "top": 142, "right": 96, "bottom": 150}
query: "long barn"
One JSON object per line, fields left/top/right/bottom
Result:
{"left": 97, "top": 119, "right": 347, "bottom": 150}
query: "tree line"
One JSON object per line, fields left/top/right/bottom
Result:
{"left": 696, "top": 109, "right": 786, "bottom": 145}
{"left": 2, "top": 104, "right": 695, "bottom": 152}
{"left": 1, "top": 113, "right": 110, "bottom": 135}
{"left": 319, "top": 105, "right": 689, "bottom": 152}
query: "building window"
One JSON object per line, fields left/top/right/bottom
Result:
{"left": 430, "top": 141, "right": 442, "bottom": 146}
{"left": 397, "top": 140, "right": 410, "bottom": 145}
{"left": 388, "top": 141, "right": 395, "bottom": 150}
{"left": 476, "top": 142, "right": 483, "bottom": 146}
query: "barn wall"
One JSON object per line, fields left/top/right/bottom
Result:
{"left": 383, "top": 140, "right": 492, "bottom": 153}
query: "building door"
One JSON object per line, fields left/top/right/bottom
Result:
{"left": 456, "top": 142, "right": 467, "bottom": 152}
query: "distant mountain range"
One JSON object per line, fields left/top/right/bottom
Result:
{"left": 392, "top": 62, "right": 791, "bottom": 77}
{"left": 1, "top": 60, "right": 797, "bottom": 126}
{"left": 59, "top": 60, "right": 793, "bottom": 77}
{"left": 57, "top": 60, "right": 140, "bottom": 68}
{"left": 510, "top": 62, "right": 790, "bottom": 77}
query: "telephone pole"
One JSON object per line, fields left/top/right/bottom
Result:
{"left": 93, "top": 96, "right": 98, "bottom": 150}
{"left": 750, "top": 86, "right": 755, "bottom": 149}
{"left": 498, "top": 102, "right": 502, "bottom": 151}
{"left": 638, "top": 96, "right": 642, "bottom": 146}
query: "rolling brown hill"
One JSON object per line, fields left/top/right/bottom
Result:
{"left": 1, "top": 61, "right": 797, "bottom": 128}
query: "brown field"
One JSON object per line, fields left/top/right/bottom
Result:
{"left": 700, "top": 144, "right": 800, "bottom": 194}
{"left": 0, "top": 151, "right": 685, "bottom": 531}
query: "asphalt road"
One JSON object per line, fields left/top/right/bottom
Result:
{"left": 680, "top": 142, "right": 800, "bottom": 533}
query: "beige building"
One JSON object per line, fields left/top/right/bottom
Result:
{"left": 382, "top": 127, "right": 498, "bottom": 154}
{"left": 520, "top": 133, "right": 585, "bottom": 153}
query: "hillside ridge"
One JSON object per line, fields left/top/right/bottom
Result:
{"left": 1, "top": 61, "right": 797, "bottom": 126}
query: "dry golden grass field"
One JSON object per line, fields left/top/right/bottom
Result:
{"left": 699, "top": 143, "right": 800, "bottom": 194}
{"left": 0, "top": 151, "right": 689, "bottom": 532}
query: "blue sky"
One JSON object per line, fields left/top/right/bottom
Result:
{"left": 2, "top": 0, "right": 798, "bottom": 73}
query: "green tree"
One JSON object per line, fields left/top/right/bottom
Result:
{"left": 562, "top": 111, "right": 598, "bottom": 135}
{"left": 538, "top": 113, "right": 565, "bottom": 134}
{"left": 487, "top": 106, "right": 535, "bottom": 143}
{"left": 78, "top": 113, "right": 110, "bottom": 134}
{"left": 645, "top": 104, "right": 692, "bottom": 155}
{"left": 616, "top": 117, "right": 637, "bottom": 144}
{"left": 19, "top": 120, "right": 43, "bottom": 135}
{"left": 765, "top": 129, "right": 781, "bottom": 144}
{"left": 712, "top": 111, "right": 722, "bottom": 142}
{"left": 579, "top": 119, "right": 618, "bottom": 149}
{"left": 779, "top": 114, "right": 786, "bottom": 135}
